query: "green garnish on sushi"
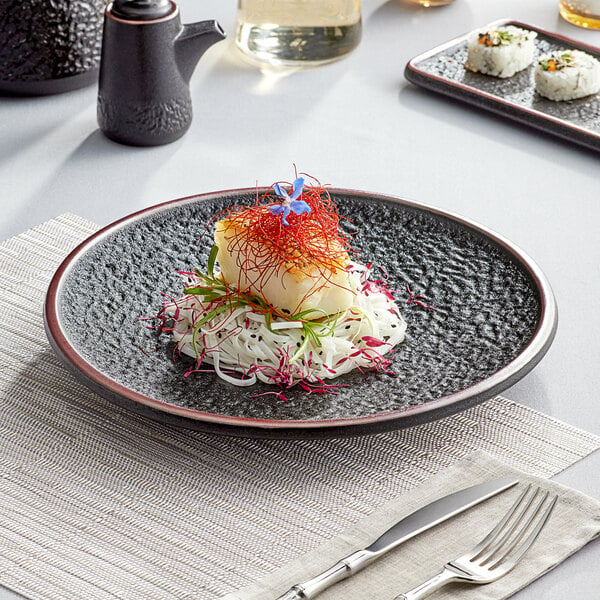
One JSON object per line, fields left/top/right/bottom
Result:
{"left": 478, "top": 30, "right": 514, "bottom": 47}
{"left": 539, "top": 52, "right": 575, "bottom": 72}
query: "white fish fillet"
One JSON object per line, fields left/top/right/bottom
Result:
{"left": 214, "top": 219, "right": 355, "bottom": 316}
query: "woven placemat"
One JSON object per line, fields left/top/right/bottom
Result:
{"left": 0, "top": 214, "right": 598, "bottom": 600}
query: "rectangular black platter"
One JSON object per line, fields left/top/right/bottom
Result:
{"left": 405, "top": 19, "right": 600, "bottom": 152}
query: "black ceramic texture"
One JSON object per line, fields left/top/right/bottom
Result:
{"left": 405, "top": 20, "right": 600, "bottom": 152}
{"left": 97, "top": 7, "right": 225, "bottom": 146}
{"left": 0, "top": 0, "right": 104, "bottom": 95}
{"left": 50, "top": 191, "right": 550, "bottom": 437}
{"left": 97, "top": 93, "right": 194, "bottom": 145}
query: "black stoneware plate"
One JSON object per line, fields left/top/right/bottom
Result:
{"left": 405, "top": 19, "right": 600, "bottom": 152}
{"left": 44, "top": 189, "right": 557, "bottom": 438}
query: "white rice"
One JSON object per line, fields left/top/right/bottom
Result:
{"left": 465, "top": 25, "right": 537, "bottom": 79}
{"left": 535, "top": 49, "right": 600, "bottom": 101}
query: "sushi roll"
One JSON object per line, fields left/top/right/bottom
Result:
{"left": 535, "top": 50, "right": 600, "bottom": 101}
{"left": 465, "top": 26, "right": 537, "bottom": 78}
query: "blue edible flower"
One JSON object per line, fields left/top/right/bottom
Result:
{"left": 268, "top": 177, "right": 311, "bottom": 226}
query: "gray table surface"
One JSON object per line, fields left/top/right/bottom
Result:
{"left": 1, "top": 0, "right": 599, "bottom": 598}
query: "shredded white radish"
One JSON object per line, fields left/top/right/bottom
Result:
{"left": 166, "top": 266, "right": 407, "bottom": 388}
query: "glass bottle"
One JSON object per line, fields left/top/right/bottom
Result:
{"left": 235, "top": 0, "right": 362, "bottom": 68}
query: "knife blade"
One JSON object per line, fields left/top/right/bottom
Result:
{"left": 274, "top": 475, "right": 518, "bottom": 600}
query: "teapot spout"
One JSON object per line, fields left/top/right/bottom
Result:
{"left": 175, "top": 20, "right": 226, "bottom": 83}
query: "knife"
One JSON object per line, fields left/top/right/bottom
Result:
{"left": 275, "top": 475, "right": 518, "bottom": 600}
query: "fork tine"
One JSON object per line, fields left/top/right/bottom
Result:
{"left": 476, "top": 486, "right": 542, "bottom": 564}
{"left": 467, "top": 484, "right": 532, "bottom": 559}
{"left": 488, "top": 493, "right": 558, "bottom": 570}
{"left": 485, "top": 490, "right": 549, "bottom": 567}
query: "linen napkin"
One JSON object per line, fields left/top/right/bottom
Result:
{"left": 224, "top": 451, "right": 600, "bottom": 600}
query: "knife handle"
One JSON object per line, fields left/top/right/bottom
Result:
{"left": 275, "top": 550, "right": 376, "bottom": 599}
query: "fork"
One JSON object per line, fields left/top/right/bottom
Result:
{"left": 394, "top": 485, "right": 558, "bottom": 600}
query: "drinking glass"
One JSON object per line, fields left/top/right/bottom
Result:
{"left": 559, "top": 0, "right": 600, "bottom": 28}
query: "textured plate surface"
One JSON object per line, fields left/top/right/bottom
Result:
{"left": 44, "top": 189, "right": 557, "bottom": 438}
{"left": 405, "top": 19, "right": 600, "bottom": 152}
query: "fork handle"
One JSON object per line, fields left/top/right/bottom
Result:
{"left": 394, "top": 568, "right": 459, "bottom": 600}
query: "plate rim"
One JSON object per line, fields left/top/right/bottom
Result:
{"left": 44, "top": 188, "right": 558, "bottom": 433}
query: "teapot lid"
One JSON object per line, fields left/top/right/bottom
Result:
{"left": 110, "top": 0, "right": 173, "bottom": 20}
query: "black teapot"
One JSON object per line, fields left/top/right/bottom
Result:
{"left": 97, "top": 0, "right": 225, "bottom": 146}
